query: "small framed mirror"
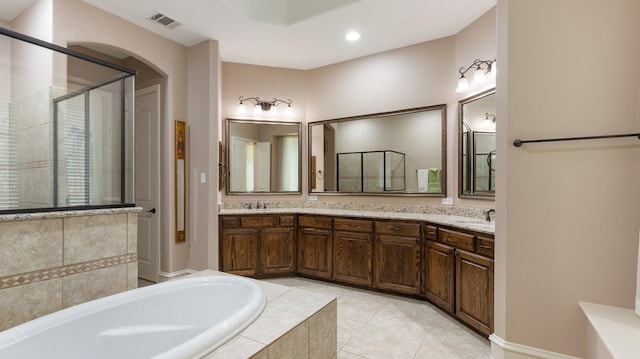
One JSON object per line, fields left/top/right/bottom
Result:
{"left": 225, "top": 119, "right": 302, "bottom": 194}
{"left": 459, "top": 89, "right": 496, "bottom": 198}
{"left": 309, "top": 105, "right": 446, "bottom": 196}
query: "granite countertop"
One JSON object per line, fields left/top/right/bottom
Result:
{"left": 219, "top": 207, "right": 495, "bottom": 235}
{"left": 0, "top": 207, "right": 143, "bottom": 223}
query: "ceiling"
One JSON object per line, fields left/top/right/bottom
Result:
{"left": 2, "top": 0, "right": 496, "bottom": 70}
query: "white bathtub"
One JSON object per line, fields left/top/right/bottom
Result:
{"left": 0, "top": 275, "right": 266, "bottom": 359}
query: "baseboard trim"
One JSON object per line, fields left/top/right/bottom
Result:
{"left": 490, "top": 334, "right": 581, "bottom": 359}
{"left": 158, "top": 269, "right": 198, "bottom": 281}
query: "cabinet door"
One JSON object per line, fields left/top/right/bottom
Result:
{"left": 455, "top": 250, "right": 494, "bottom": 336}
{"left": 425, "top": 241, "right": 455, "bottom": 313}
{"left": 374, "top": 234, "right": 421, "bottom": 295}
{"left": 260, "top": 227, "right": 294, "bottom": 275}
{"left": 333, "top": 231, "right": 373, "bottom": 285}
{"left": 297, "top": 228, "right": 333, "bottom": 279}
{"left": 221, "top": 228, "right": 258, "bottom": 276}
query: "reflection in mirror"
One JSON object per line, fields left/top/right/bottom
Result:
{"left": 225, "top": 119, "right": 301, "bottom": 194}
{"left": 309, "top": 105, "right": 446, "bottom": 196}
{"left": 459, "top": 89, "right": 496, "bottom": 198}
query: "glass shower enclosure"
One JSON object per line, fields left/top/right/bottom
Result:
{"left": 337, "top": 150, "right": 406, "bottom": 192}
{"left": 0, "top": 27, "right": 135, "bottom": 213}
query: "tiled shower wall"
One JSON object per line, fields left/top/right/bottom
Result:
{"left": 0, "top": 208, "right": 139, "bottom": 331}
{"left": 13, "top": 88, "right": 56, "bottom": 208}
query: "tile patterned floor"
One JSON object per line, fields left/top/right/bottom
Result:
{"left": 263, "top": 277, "right": 491, "bottom": 359}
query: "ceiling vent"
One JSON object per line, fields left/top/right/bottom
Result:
{"left": 150, "top": 13, "right": 179, "bottom": 28}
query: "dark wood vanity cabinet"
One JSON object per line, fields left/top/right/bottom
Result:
{"left": 297, "top": 215, "right": 333, "bottom": 279}
{"left": 220, "top": 227, "right": 259, "bottom": 276}
{"left": 425, "top": 240, "right": 455, "bottom": 313}
{"left": 455, "top": 249, "right": 494, "bottom": 336}
{"left": 220, "top": 213, "right": 494, "bottom": 337}
{"left": 333, "top": 218, "right": 374, "bottom": 286}
{"left": 425, "top": 225, "right": 495, "bottom": 336}
{"left": 373, "top": 220, "right": 422, "bottom": 295}
{"left": 219, "top": 215, "right": 295, "bottom": 277}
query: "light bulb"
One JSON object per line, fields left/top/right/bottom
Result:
{"left": 237, "top": 102, "right": 246, "bottom": 114}
{"left": 455, "top": 76, "right": 470, "bottom": 93}
{"left": 285, "top": 105, "right": 293, "bottom": 116}
{"left": 473, "top": 67, "right": 487, "bottom": 85}
{"left": 269, "top": 105, "right": 278, "bottom": 115}
{"left": 254, "top": 105, "right": 263, "bottom": 114}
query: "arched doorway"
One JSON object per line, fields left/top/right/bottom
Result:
{"left": 69, "top": 44, "right": 163, "bottom": 283}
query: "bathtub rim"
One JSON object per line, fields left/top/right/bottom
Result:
{"left": 0, "top": 274, "right": 267, "bottom": 359}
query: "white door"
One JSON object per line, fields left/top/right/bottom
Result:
{"left": 255, "top": 142, "right": 271, "bottom": 191}
{"left": 135, "top": 85, "right": 160, "bottom": 282}
{"left": 230, "top": 137, "right": 248, "bottom": 191}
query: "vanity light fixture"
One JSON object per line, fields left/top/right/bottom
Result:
{"left": 237, "top": 96, "right": 293, "bottom": 116}
{"left": 485, "top": 113, "right": 496, "bottom": 123}
{"left": 455, "top": 59, "right": 496, "bottom": 93}
{"left": 484, "top": 113, "right": 496, "bottom": 131}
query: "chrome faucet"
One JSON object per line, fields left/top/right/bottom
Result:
{"left": 484, "top": 209, "right": 495, "bottom": 222}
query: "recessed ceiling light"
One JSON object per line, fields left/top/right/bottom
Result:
{"left": 345, "top": 31, "right": 360, "bottom": 42}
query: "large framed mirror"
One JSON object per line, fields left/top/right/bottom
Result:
{"left": 309, "top": 105, "right": 446, "bottom": 196}
{"left": 225, "top": 119, "right": 302, "bottom": 194}
{"left": 459, "top": 89, "right": 496, "bottom": 199}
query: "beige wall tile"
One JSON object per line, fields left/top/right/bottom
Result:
{"left": 127, "top": 212, "right": 137, "bottom": 254}
{"left": 267, "top": 321, "right": 309, "bottom": 359}
{"left": 62, "top": 264, "right": 127, "bottom": 308}
{"left": 0, "top": 218, "right": 62, "bottom": 277}
{"left": 309, "top": 300, "right": 338, "bottom": 359}
{"left": 239, "top": 307, "right": 305, "bottom": 345}
{"left": 251, "top": 348, "right": 268, "bottom": 359}
{"left": 0, "top": 279, "right": 62, "bottom": 330}
{"left": 19, "top": 166, "right": 53, "bottom": 207}
{"left": 127, "top": 261, "right": 138, "bottom": 290}
{"left": 64, "top": 213, "right": 127, "bottom": 264}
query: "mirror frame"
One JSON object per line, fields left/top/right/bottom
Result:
{"left": 308, "top": 104, "right": 447, "bottom": 197}
{"left": 458, "top": 88, "right": 496, "bottom": 199}
{"left": 224, "top": 118, "right": 302, "bottom": 195}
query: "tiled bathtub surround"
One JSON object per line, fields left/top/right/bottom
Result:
{"left": 0, "top": 207, "right": 140, "bottom": 331}
{"left": 185, "top": 270, "right": 337, "bottom": 359}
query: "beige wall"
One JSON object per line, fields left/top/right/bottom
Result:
{"left": 495, "top": 0, "right": 640, "bottom": 357}
{"left": 187, "top": 40, "right": 221, "bottom": 271}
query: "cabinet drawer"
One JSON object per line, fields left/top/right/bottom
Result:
{"left": 298, "top": 215, "right": 332, "bottom": 229}
{"left": 375, "top": 221, "right": 421, "bottom": 237}
{"left": 439, "top": 229, "right": 475, "bottom": 252}
{"left": 241, "top": 216, "right": 279, "bottom": 227}
{"left": 475, "top": 236, "right": 494, "bottom": 258}
{"left": 221, "top": 217, "right": 240, "bottom": 228}
{"left": 334, "top": 218, "right": 373, "bottom": 233}
{"left": 279, "top": 215, "right": 295, "bottom": 227}
{"left": 425, "top": 225, "right": 438, "bottom": 240}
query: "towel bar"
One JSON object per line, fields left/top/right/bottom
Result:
{"left": 513, "top": 133, "right": 640, "bottom": 147}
